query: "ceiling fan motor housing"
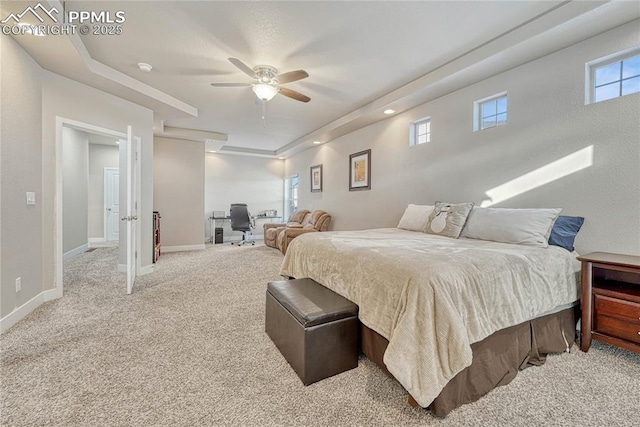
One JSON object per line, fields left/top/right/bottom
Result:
{"left": 254, "top": 65, "right": 278, "bottom": 84}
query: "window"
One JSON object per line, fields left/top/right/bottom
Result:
{"left": 587, "top": 49, "right": 640, "bottom": 104}
{"left": 283, "top": 174, "right": 298, "bottom": 220}
{"left": 474, "top": 92, "right": 507, "bottom": 131}
{"left": 410, "top": 117, "right": 431, "bottom": 146}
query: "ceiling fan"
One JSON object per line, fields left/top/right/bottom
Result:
{"left": 211, "top": 58, "right": 310, "bottom": 103}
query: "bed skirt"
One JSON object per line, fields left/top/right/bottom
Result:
{"left": 360, "top": 306, "right": 578, "bottom": 417}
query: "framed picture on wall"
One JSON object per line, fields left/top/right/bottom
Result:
{"left": 310, "top": 164, "right": 323, "bottom": 192}
{"left": 349, "top": 149, "right": 371, "bottom": 191}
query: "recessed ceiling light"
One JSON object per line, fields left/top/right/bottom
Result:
{"left": 17, "top": 22, "right": 46, "bottom": 36}
{"left": 208, "top": 150, "right": 216, "bottom": 153}
{"left": 115, "top": 141, "right": 120, "bottom": 145}
{"left": 313, "top": 141, "right": 322, "bottom": 145}
{"left": 138, "top": 63, "right": 153, "bottom": 72}
{"left": 278, "top": 157, "right": 285, "bottom": 160}
{"left": 383, "top": 109, "right": 396, "bottom": 115}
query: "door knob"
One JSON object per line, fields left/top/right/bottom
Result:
{"left": 132, "top": 215, "right": 138, "bottom": 220}
{"left": 107, "top": 208, "right": 112, "bottom": 211}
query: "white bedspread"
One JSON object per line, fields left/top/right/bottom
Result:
{"left": 280, "top": 228, "right": 580, "bottom": 407}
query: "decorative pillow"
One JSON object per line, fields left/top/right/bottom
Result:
{"left": 423, "top": 202, "right": 474, "bottom": 238}
{"left": 548, "top": 215, "right": 584, "bottom": 252}
{"left": 460, "top": 207, "right": 562, "bottom": 247}
{"left": 397, "top": 204, "right": 434, "bottom": 232}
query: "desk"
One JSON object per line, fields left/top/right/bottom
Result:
{"left": 208, "top": 215, "right": 283, "bottom": 242}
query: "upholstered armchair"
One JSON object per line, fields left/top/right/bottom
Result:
{"left": 264, "top": 210, "right": 310, "bottom": 249}
{"left": 276, "top": 210, "right": 332, "bottom": 254}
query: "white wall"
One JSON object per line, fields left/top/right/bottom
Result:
{"left": 205, "top": 154, "right": 284, "bottom": 241}
{"left": 88, "top": 144, "right": 119, "bottom": 239}
{"left": 62, "top": 127, "right": 89, "bottom": 254}
{"left": 154, "top": 137, "right": 205, "bottom": 250}
{"left": 0, "top": 36, "right": 43, "bottom": 320}
{"left": 285, "top": 21, "right": 640, "bottom": 256}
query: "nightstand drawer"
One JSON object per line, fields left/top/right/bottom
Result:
{"left": 579, "top": 252, "right": 640, "bottom": 353}
{"left": 594, "top": 294, "right": 640, "bottom": 324}
{"left": 594, "top": 315, "right": 640, "bottom": 344}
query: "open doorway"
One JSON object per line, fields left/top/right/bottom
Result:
{"left": 61, "top": 128, "right": 121, "bottom": 257}
{"left": 56, "top": 118, "right": 141, "bottom": 296}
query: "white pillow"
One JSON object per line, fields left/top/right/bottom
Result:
{"left": 397, "top": 204, "right": 434, "bottom": 232}
{"left": 461, "top": 207, "right": 561, "bottom": 247}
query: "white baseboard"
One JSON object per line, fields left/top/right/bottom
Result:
{"left": 63, "top": 243, "right": 89, "bottom": 261}
{"left": 88, "top": 237, "right": 106, "bottom": 244}
{"left": 0, "top": 287, "right": 62, "bottom": 334}
{"left": 118, "top": 263, "right": 126, "bottom": 273}
{"left": 44, "top": 287, "right": 63, "bottom": 301}
{"left": 162, "top": 244, "right": 205, "bottom": 253}
{"left": 138, "top": 264, "right": 154, "bottom": 276}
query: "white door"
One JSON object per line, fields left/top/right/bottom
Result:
{"left": 104, "top": 168, "right": 119, "bottom": 241}
{"left": 124, "top": 126, "right": 140, "bottom": 295}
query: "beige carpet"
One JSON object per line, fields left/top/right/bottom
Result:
{"left": 1, "top": 243, "right": 639, "bottom": 427}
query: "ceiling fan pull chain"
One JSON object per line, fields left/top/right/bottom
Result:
{"left": 262, "top": 101, "right": 267, "bottom": 128}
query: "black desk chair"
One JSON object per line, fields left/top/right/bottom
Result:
{"left": 230, "top": 203, "right": 255, "bottom": 246}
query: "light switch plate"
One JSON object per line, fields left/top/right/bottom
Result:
{"left": 26, "top": 192, "right": 36, "bottom": 205}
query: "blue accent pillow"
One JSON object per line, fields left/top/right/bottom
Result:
{"left": 548, "top": 216, "right": 584, "bottom": 252}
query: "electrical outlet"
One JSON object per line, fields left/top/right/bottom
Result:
{"left": 15, "top": 277, "right": 21, "bottom": 293}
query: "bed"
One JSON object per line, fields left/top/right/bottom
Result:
{"left": 279, "top": 227, "right": 581, "bottom": 416}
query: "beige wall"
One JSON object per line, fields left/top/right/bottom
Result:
{"left": 285, "top": 21, "right": 640, "bottom": 255}
{"left": 62, "top": 127, "right": 89, "bottom": 254}
{"left": 88, "top": 144, "right": 119, "bottom": 239}
{"left": 1, "top": 37, "right": 156, "bottom": 324}
{"left": 42, "top": 71, "right": 154, "bottom": 277}
{"left": 0, "top": 36, "right": 43, "bottom": 318}
{"left": 153, "top": 137, "right": 205, "bottom": 248}
{"left": 204, "top": 154, "right": 284, "bottom": 240}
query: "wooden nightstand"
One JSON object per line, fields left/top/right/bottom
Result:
{"left": 577, "top": 252, "right": 640, "bottom": 353}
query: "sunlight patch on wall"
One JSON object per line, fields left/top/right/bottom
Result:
{"left": 481, "top": 145, "right": 594, "bottom": 207}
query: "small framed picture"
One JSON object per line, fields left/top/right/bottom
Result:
{"left": 310, "top": 164, "right": 323, "bottom": 192}
{"left": 349, "top": 149, "right": 371, "bottom": 191}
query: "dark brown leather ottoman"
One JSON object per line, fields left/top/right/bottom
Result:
{"left": 265, "top": 278, "right": 359, "bottom": 385}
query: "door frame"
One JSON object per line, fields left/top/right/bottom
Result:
{"left": 55, "top": 117, "right": 139, "bottom": 297}
{"left": 103, "top": 167, "right": 119, "bottom": 242}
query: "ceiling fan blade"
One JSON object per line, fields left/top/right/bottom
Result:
{"left": 276, "top": 70, "right": 309, "bottom": 84}
{"left": 210, "top": 82, "right": 251, "bottom": 87}
{"left": 279, "top": 87, "right": 311, "bottom": 103}
{"left": 228, "top": 58, "right": 256, "bottom": 78}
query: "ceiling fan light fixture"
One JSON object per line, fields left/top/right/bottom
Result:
{"left": 252, "top": 84, "right": 278, "bottom": 101}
